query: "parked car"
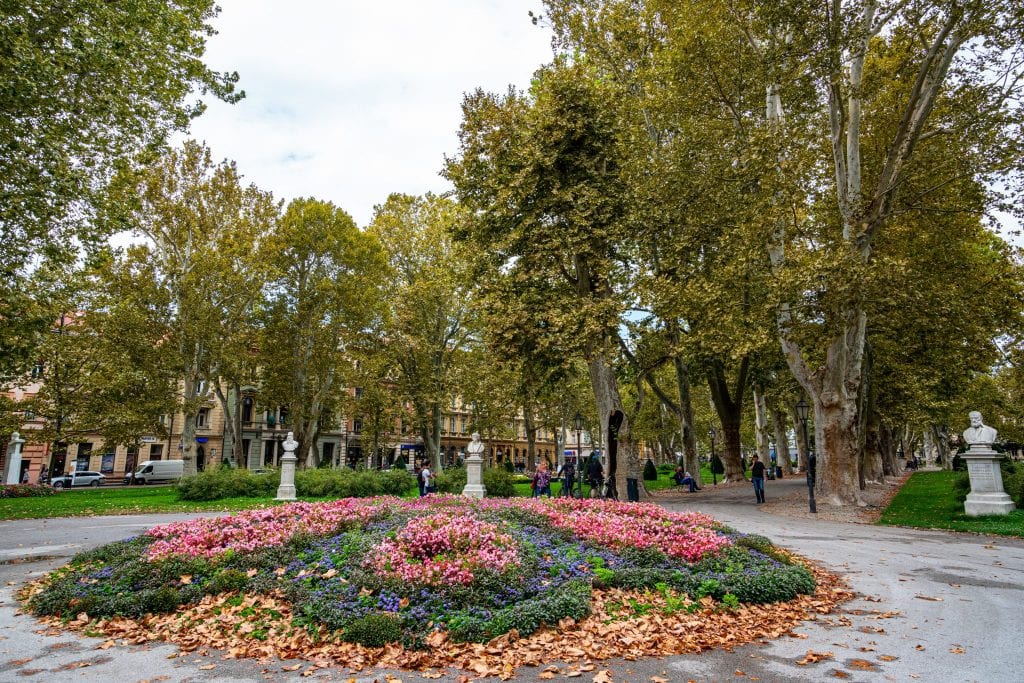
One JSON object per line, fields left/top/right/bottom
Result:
{"left": 125, "top": 459, "right": 184, "bottom": 485}
{"left": 51, "top": 471, "right": 105, "bottom": 489}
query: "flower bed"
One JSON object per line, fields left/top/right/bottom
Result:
{"left": 27, "top": 496, "right": 816, "bottom": 652}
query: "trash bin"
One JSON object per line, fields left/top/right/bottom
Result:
{"left": 626, "top": 477, "right": 640, "bottom": 502}
{"left": 775, "top": 466, "right": 783, "bottom": 479}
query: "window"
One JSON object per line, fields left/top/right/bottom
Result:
{"left": 100, "top": 449, "right": 115, "bottom": 474}
{"left": 461, "top": 416, "right": 466, "bottom": 434}
{"left": 194, "top": 380, "right": 206, "bottom": 395}
{"left": 241, "top": 397, "right": 254, "bottom": 424}
{"left": 150, "top": 444, "right": 163, "bottom": 461}
{"left": 450, "top": 417, "right": 456, "bottom": 433}
{"left": 353, "top": 419, "right": 362, "bottom": 434}
{"left": 354, "top": 387, "right": 363, "bottom": 399}
{"left": 31, "top": 362, "right": 44, "bottom": 379}
{"left": 196, "top": 408, "right": 210, "bottom": 429}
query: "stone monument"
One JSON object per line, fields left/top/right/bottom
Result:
{"left": 275, "top": 431, "right": 299, "bottom": 501}
{"left": 3, "top": 432, "right": 25, "bottom": 485}
{"left": 960, "top": 411, "right": 1015, "bottom": 516}
{"left": 462, "top": 432, "right": 486, "bottom": 498}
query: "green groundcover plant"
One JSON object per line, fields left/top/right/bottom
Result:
{"left": 28, "top": 496, "right": 814, "bottom": 649}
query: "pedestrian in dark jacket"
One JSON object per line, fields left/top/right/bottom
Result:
{"left": 751, "top": 455, "right": 766, "bottom": 504}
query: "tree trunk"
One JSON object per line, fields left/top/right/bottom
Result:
{"left": 215, "top": 383, "right": 234, "bottom": 468}
{"left": 179, "top": 372, "right": 201, "bottom": 477}
{"left": 789, "top": 402, "right": 809, "bottom": 472}
{"left": 524, "top": 405, "right": 537, "bottom": 468}
{"left": 932, "top": 424, "right": 951, "bottom": 470}
{"left": 879, "top": 422, "right": 898, "bottom": 476}
{"left": 588, "top": 351, "right": 646, "bottom": 501}
{"left": 862, "top": 410, "right": 885, "bottom": 484}
{"left": 753, "top": 386, "right": 772, "bottom": 467}
{"left": 769, "top": 400, "right": 791, "bottom": 476}
{"left": 815, "top": 390, "right": 864, "bottom": 506}
{"left": 706, "top": 359, "right": 748, "bottom": 482}
{"left": 672, "top": 352, "right": 701, "bottom": 485}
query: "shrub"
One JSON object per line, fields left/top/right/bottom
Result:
{"left": 434, "top": 467, "right": 466, "bottom": 494}
{"left": 656, "top": 463, "right": 675, "bottom": 475}
{"left": 1002, "top": 470, "right": 1024, "bottom": 507}
{"left": 951, "top": 453, "right": 966, "bottom": 471}
{"left": 710, "top": 453, "right": 725, "bottom": 476}
{"left": 0, "top": 484, "right": 56, "bottom": 498}
{"left": 735, "top": 534, "right": 774, "bottom": 554}
{"left": 342, "top": 613, "right": 404, "bottom": 647}
{"left": 953, "top": 471, "right": 971, "bottom": 502}
{"left": 176, "top": 468, "right": 277, "bottom": 501}
{"left": 503, "top": 459, "right": 515, "bottom": 473}
{"left": 642, "top": 460, "right": 658, "bottom": 481}
{"left": 393, "top": 453, "right": 407, "bottom": 470}
{"left": 482, "top": 468, "right": 516, "bottom": 497}
{"left": 378, "top": 468, "right": 416, "bottom": 496}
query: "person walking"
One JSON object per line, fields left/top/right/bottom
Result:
{"left": 586, "top": 455, "right": 604, "bottom": 498}
{"left": 751, "top": 454, "right": 766, "bottom": 504}
{"left": 559, "top": 458, "right": 576, "bottom": 497}
{"left": 532, "top": 462, "right": 552, "bottom": 498}
{"left": 421, "top": 464, "right": 434, "bottom": 495}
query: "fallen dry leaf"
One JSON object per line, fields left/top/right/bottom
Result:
{"left": 950, "top": 646, "right": 965, "bottom": 655}
{"left": 282, "top": 664, "right": 302, "bottom": 671}
{"left": 829, "top": 671, "right": 850, "bottom": 679}
{"left": 197, "top": 664, "right": 216, "bottom": 670}
{"left": 914, "top": 595, "right": 943, "bottom": 602}
{"left": 593, "top": 670, "right": 613, "bottom": 683}
{"left": 878, "top": 655, "right": 898, "bottom": 662}
{"left": 651, "top": 677, "right": 670, "bottom": 683}
{"left": 848, "top": 659, "right": 876, "bottom": 671}
{"left": 796, "top": 650, "right": 834, "bottom": 665}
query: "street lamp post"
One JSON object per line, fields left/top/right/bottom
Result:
{"left": 796, "top": 398, "right": 816, "bottom": 513}
{"left": 709, "top": 426, "right": 717, "bottom": 485}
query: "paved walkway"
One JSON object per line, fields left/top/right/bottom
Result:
{"left": 1, "top": 482, "right": 1022, "bottom": 682}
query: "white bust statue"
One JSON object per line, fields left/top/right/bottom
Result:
{"left": 962, "top": 411, "right": 997, "bottom": 446}
{"left": 466, "top": 432, "right": 484, "bottom": 458}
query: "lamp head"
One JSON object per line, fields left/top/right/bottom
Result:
{"left": 796, "top": 398, "right": 809, "bottom": 422}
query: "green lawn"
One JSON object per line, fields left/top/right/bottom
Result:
{"left": 878, "top": 470, "right": 1024, "bottom": 537}
{"left": 0, "top": 486, "right": 299, "bottom": 520}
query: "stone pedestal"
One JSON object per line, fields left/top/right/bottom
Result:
{"left": 275, "top": 432, "right": 298, "bottom": 501}
{"left": 462, "top": 454, "right": 486, "bottom": 498}
{"left": 963, "top": 445, "right": 1015, "bottom": 517}
{"left": 4, "top": 432, "right": 25, "bottom": 485}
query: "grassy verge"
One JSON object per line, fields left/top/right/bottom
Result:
{"left": 878, "top": 470, "right": 1024, "bottom": 537}
{"left": 0, "top": 486, "right": 318, "bottom": 521}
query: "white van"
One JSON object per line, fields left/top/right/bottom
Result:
{"left": 127, "top": 460, "right": 184, "bottom": 485}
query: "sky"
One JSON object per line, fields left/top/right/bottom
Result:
{"left": 185, "top": 1, "right": 555, "bottom": 228}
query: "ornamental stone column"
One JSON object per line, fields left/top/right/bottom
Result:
{"left": 462, "top": 432, "right": 486, "bottom": 498}
{"left": 3, "top": 432, "right": 26, "bottom": 485}
{"left": 961, "top": 411, "right": 1015, "bottom": 517}
{"left": 275, "top": 431, "right": 299, "bottom": 501}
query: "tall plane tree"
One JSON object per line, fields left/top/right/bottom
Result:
{"left": 110, "top": 141, "right": 277, "bottom": 476}
{"left": 446, "top": 60, "right": 647, "bottom": 500}
{"left": 260, "top": 198, "right": 386, "bottom": 468}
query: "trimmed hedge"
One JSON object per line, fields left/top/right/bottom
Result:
{"left": 643, "top": 460, "right": 658, "bottom": 481}
{"left": 434, "top": 467, "right": 517, "bottom": 497}
{"left": 175, "top": 467, "right": 416, "bottom": 501}
{"left": 1, "top": 484, "right": 55, "bottom": 499}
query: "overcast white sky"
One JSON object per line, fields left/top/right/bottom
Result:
{"left": 185, "top": 1, "right": 554, "bottom": 228}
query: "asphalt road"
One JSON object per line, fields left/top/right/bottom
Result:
{"left": 1, "top": 479, "right": 1022, "bottom": 682}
